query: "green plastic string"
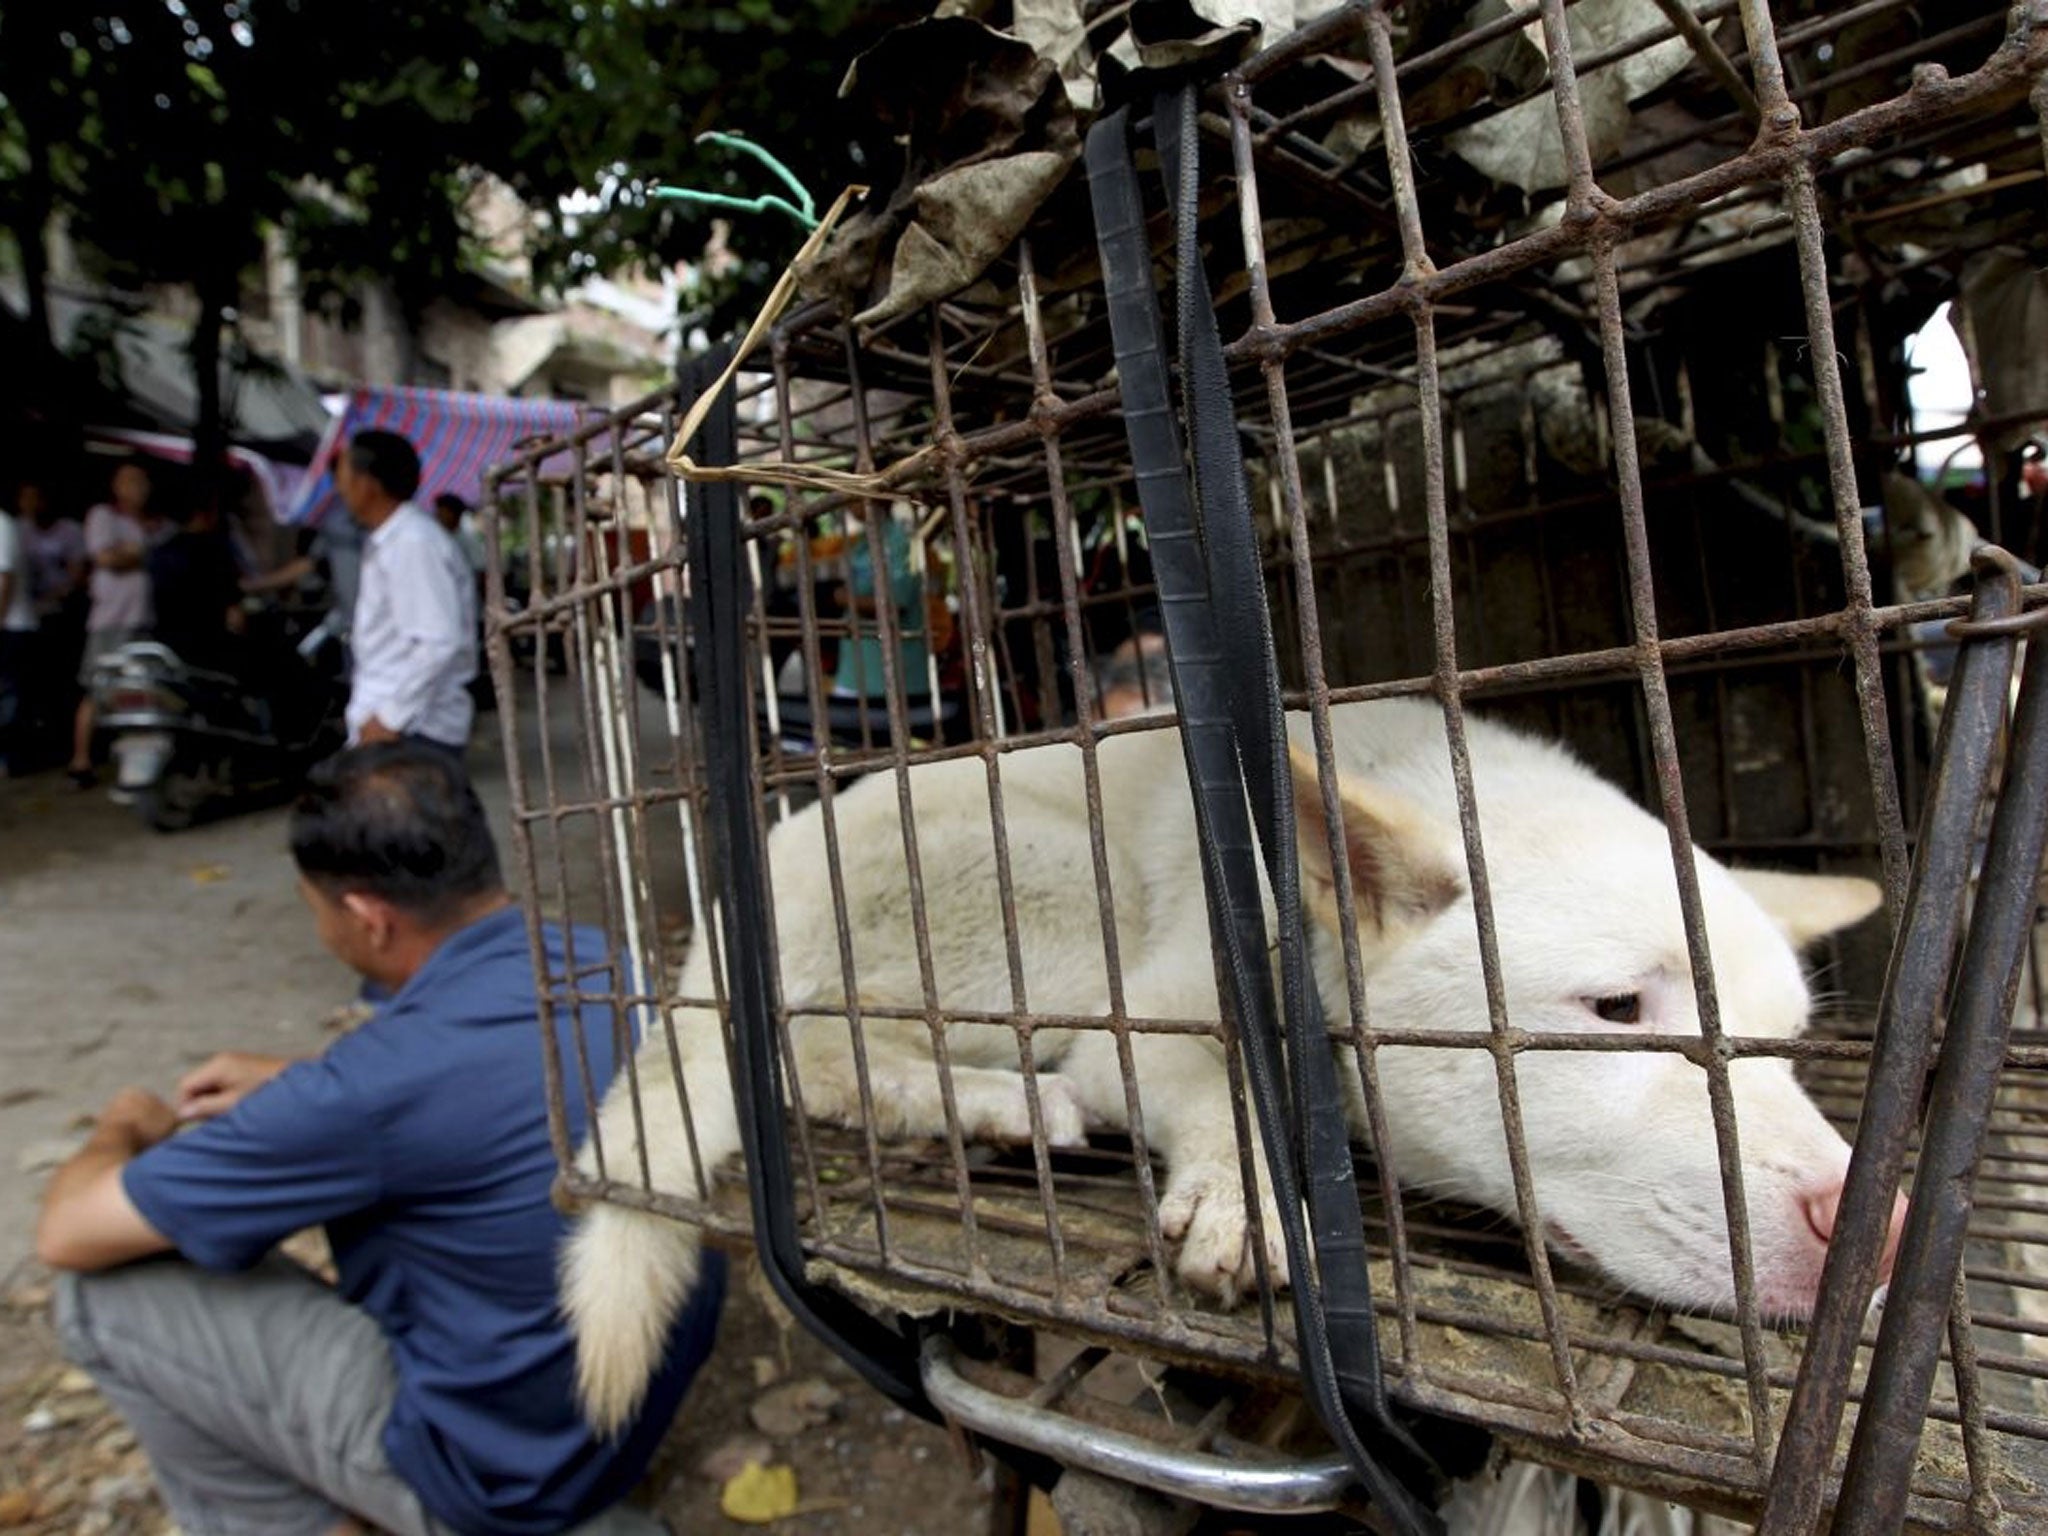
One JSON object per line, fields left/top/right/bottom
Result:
{"left": 653, "top": 132, "right": 818, "bottom": 230}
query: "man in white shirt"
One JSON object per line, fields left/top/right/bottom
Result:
{"left": 0, "top": 499, "right": 40, "bottom": 776}
{"left": 339, "top": 432, "right": 477, "bottom": 754}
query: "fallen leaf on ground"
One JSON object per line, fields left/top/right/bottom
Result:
{"left": 4, "top": 1283, "right": 52, "bottom": 1312}
{"left": 698, "top": 1432, "right": 776, "bottom": 1483}
{"left": 187, "top": 864, "right": 231, "bottom": 885}
{"left": 720, "top": 1461, "right": 800, "bottom": 1524}
{"left": 0, "top": 1489, "right": 35, "bottom": 1526}
{"left": 748, "top": 1377, "right": 841, "bottom": 1438}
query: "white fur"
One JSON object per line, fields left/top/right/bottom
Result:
{"left": 564, "top": 698, "right": 1883, "bottom": 1432}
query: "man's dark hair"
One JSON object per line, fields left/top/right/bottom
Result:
{"left": 433, "top": 491, "right": 468, "bottom": 519}
{"left": 345, "top": 430, "right": 422, "bottom": 503}
{"left": 291, "top": 742, "right": 502, "bottom": 921}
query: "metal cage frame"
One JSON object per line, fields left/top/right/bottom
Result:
{"left": 483, "top": 2, "right": 2048, "bottom": 1529}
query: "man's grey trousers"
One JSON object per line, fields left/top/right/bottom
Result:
{"left": 54, "top": 1256, "right": 662, "bottom": 1536}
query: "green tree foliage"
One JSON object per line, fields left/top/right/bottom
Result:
{"left": 0, "top": 0, "right": 916, "bottom": 474}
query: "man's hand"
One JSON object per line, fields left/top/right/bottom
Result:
{"left": 37, "top": 1089, "right": 178, "bottom": 1271}
{"left": 357, "top": 716, "right": 399, "bottom": 744}
{"left": 98, "top": 1088, "right": 179, "bottom": 1152}
{"left": 178, "top": 1052, "right": 293, "bottom": 1123}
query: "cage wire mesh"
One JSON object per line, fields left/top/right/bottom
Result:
{"left": 484, "top": 0, "right": 2048, "bottom": 1526}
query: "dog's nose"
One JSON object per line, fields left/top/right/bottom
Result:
{"left": 1801, "top": 1182, "right": 1909, "bottom": 1278}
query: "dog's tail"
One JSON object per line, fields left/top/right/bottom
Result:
{"left": 561, "top": 1197, "right": 702, "bottom": 1436}
{"left": 561, "top": 999, "right": 737, "bottom": 1437}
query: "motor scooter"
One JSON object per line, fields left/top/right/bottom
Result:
{"left": 93, "top": 605, "right": 347, "bottom": 831}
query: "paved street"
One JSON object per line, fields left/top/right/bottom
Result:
{"left": 0, "top": 692, "right": 990, "bottom": 1534}
{"left": 0, "top": 767, "right": 357, "bottom": 1278}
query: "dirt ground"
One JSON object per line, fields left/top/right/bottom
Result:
{"left": 0, "top": 704, "right": 995, "bottom": 1535}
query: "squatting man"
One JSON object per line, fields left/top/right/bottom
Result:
{"left": 37, "top": 741, "right": 725, "bottom": 1536}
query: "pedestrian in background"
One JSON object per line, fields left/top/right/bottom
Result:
{"left": 432, "top": 492, "right": 489, "bottom": 594}
{"left": 341, "top": 432, "right": 477, "bottom": 756}
{"left": 0, "top": 491, "right": 38, "bottom": 777}
{"left": 16, "top": 474, "right": 88, "bottom": 770}
{"left": 69, "top": 459, "right": 158, "bottom": 788}
{"left": 23, "top": 475, "right": 88, "bottom": 622}
{"left": 148, "top": 494, "right": 247, "bottom": 675}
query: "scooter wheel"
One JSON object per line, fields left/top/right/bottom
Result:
{"left": 136, "top": 771, "right": 206, "bottom": 832}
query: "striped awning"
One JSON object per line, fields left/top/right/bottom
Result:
{"left": 283, "top": 385, "right": 593, "bottom": 525}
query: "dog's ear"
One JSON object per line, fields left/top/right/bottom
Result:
{"left": 1728, "top": 868, "right": 1884, "bottom": 949}
{"left": 1288, "top": 741, "right": 1463, "bottom": 946}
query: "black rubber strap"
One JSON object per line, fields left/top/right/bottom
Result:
{"left": 683, "top": 345, "right": 933, "bottom": 1418}
{"left": 1086, "top": 99, "right": 1441, "bottom": 1535}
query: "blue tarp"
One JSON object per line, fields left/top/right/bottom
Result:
{"left": 284, "top": 385, "right": 593, "bottom": 525}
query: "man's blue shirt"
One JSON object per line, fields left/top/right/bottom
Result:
{"left": 122, "top": 906, "right": 723, "bottom": 1535}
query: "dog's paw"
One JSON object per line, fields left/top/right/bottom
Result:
{"left": 1159, "top": 1158, "right": 1292, "bottom": 1303}
{"left": 963, "top": 1070, "right": 1089, "bottom": 1149}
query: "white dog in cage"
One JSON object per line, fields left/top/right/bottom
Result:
{"left": 561, "top": 696, "right": 1906, "bottom": 1435}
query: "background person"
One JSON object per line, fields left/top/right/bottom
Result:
{"left": 832, "top": 503, "right": 929, "bottom": 704}
{"left": 340, "top": 432, "right": 477, "bottom": 754}
{"left": 147, "top": 494, "right": 247, "bottom": 675}
{"left": 22, "top": 475, "right": 89, "bottom": 622}
{"left": 243, "top": 499, "right": 365, "bottom": 659}
{"left": 432, "top": 491, "right": 490, "bottom": 593}
{"left": 69, "top": 459, "right": 158, "bottom": 787}
{"left": 12, "top": 473, "right": 88, "bottom": 771}
{"left": 0, "top": 493, "right": 37, "bottom": 776}
{"left": 36, "top": 741, "right": 723, "bottom": 1536}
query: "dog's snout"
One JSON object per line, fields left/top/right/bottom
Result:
{"left": 1880, "top": 1190, "right": 1908, "bottom": 1280}
{"left": 1799, "top": 1182, "right": 1908, "bottom": 1277}
{"left": 1799, "top": 1182, "right": 1841, "bottom": 1247}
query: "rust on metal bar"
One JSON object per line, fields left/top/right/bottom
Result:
{"left": 478, "top": 4, "right": 2048, "bottom": 1526}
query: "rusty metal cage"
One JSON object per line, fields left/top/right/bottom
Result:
{"left": 484, "top": 1, "right": 2048, "bottom": 1528}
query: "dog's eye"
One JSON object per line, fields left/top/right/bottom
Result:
{"left": 1589, "top": 993, "right": 1642, "bottom": 1025}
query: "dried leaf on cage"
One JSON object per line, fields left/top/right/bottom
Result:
{"left": 719, "top": 1461, "right": 800, "bottom": 1523}
{"left": 855, "top": 150, "right": 1074, "bottom": 329}
{"left": 1446, "top": 0, "right": 1713, "bottom": 192}
{"left": 1447, "top": 62, "right": 1628, "bottom": 191}
{"left": 1954, "top": 247, "right": 2048, "bottom": 454}
{"left": 837, "top": 17, "right": 1047, "bottom": 153}
{"left": 813, "top": 16, "right": 1049, "bottom": 317}
{"left": 818, "top": 13, "right": 1084, "bottom": 324}
{"left": 1106, "top": 0, "right": 1343, "bottom": 73}
{"left": 1010, "top": 0, "right": 1098, "bottom": 112}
